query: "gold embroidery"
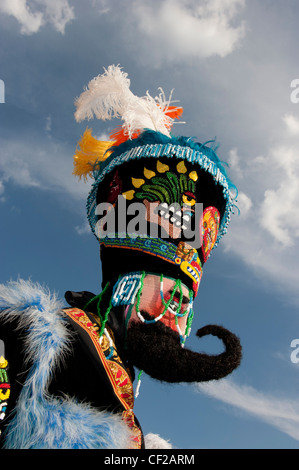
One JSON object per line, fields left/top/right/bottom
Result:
{"left": 122, "top": 409, "right": 143, "bottom": 450}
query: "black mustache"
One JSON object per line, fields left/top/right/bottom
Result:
{"left": 126, "top": 315, "right": 242, "bottom": 383}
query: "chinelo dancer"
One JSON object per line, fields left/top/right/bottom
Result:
{"left": 0, "top": 66, "right": 242, "bottom": 449}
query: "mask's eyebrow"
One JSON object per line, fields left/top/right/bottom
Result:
{"left": 167, "top": 289, "right": 189, "bottom": 304}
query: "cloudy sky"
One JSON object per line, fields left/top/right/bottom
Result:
{"left": 1, "top": 0, "right": 299, "bottom": 449}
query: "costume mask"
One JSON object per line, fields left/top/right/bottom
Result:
{"left": 73, "top": 65, "right": 242, "bottom": 389}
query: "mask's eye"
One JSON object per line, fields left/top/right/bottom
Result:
{"left": 165, "top": 291, "right": 189, "bottom": 313}
{"left": 182, "top": 192, "right": 196, "bottom": 206}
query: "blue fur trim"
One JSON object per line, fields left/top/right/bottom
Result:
{"left": 0, "top": 280, "right": 131, "bottom": 449}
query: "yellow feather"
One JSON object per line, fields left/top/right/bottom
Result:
{"left": 73, "top": 128, "right": 114, "bottom": 181}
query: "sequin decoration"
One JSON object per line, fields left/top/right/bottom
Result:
{"left": 101, "top": 235, "right": 202, "bottom": 295}
{"left": 0, "top": 351, "right": 10, "bottom": 439}
{"left": 112, "top": 273, "right": 143, "bottom": 306}
{"left": 201, "top": 206, "right": 220, "bottom": 262}
{"left": 87, "top": 142, "right": 234, "bottom": 246}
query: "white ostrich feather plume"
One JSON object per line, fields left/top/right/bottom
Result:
{"left": 74, "top": 64, "right": 180, "bottom": 139}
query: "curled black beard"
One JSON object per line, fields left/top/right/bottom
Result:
{"left": 126, "top": 311, "right": 242, "bottom": 383}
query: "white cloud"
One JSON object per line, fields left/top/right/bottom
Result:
{"left": 0, "top": 0, "right": 43, "bottom": 34}
{"left": 259, "top": 145, "right": 299, "bottom": 248}
{"left": 228, "top": 148, "right": 243, "bottom": 179}
{"left": 94, "top": 132, "right": 110, "bottom": 141}
{"left": 90, "top": 0, "right": 110, "bottom": 14}
{"left": 0, "top": 151, "right": 41, "bottom": 189}
{"left": 0, "top": 180, "right": 5, "bottom": 196}
{"left": 236, "top": 191, "right": 252, "bottom": 216}
{"left": 0, "top": 136, "right": 88, "bottom": 201}
{"left": 196, "top": 378, "right": 299, "bottom": 441}
{"left": 75, "top": 221, "right": 91, "bottom": 235}
{"left": 223, "top": 113, "right": 299, "bottom": 298}
{"left": 0, "top": 180, "right": 5, "bottom": 203}
{"left": 42, "top": 0, "right": 75, "bottom": 33}
{"left": 0, "top": 0, "right": 75, "bottom": 35}
{"left": 45, "top": 116, "right": 52, "bottom": 132}
{"left": 132, "top": 0, "right": 246, "bottom": 62}
{"left": 283, "top": 113, "right": 299, "bottom": 135}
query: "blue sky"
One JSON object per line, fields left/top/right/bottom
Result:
{"left": 1, "top": 0, "right": 299, "bottom": 449}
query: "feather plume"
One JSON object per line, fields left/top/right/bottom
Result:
{"left": 73, "top": 128, "right": 114, "bottom": 181}
{"left": 74, "top": 65, "right": 183, "bottom": 140}
{"left": 74, "top": 65, "right": 132, "bottom": 122}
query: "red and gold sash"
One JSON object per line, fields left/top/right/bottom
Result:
{"left": 63, "top": 308, "right": 142, "bottom": 449}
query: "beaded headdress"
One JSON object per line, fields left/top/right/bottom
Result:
{"left": 73, "top": 65, "right": 237, "bottom": 348}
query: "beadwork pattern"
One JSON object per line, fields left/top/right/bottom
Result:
{"left": 201, "top": 206, "right": 220, "bottom": 262}
{"left": 87, "top": 143, "right": 235, "bottom": 245}
{"left": 101, "top": 235, "right": 202, "bottom": 293}
{"left": 112, "top": 273, "right": 143, "bottom": 306}
{"left": 0, "top": 352, "right": 10, "bottom": 439}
